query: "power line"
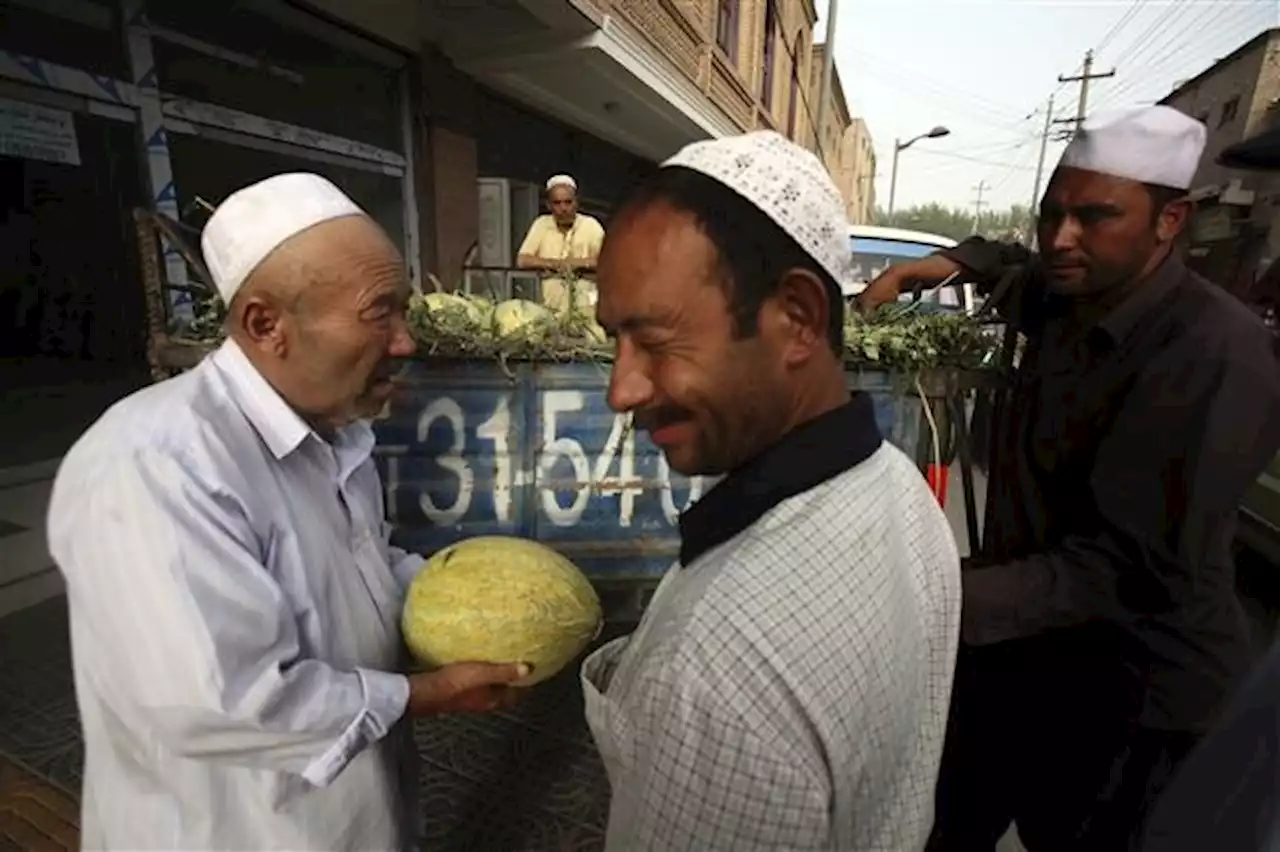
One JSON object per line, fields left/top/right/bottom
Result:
{"left": 1096, "top": 3, "right": 1269, "bottom": 109}
{"left": 1096, "top": 0, "right": 1148, "bottom": 54}
{"left": 906, "top": 148, "right": 1038, "bottom": 171}
{"left": 851, "top": 48, "right": 1031, "bottom": 122}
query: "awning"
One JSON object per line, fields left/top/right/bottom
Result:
{"left": 1218, "top": 125, "right": 1280, "bottom": 171}
{"left": 452, "top": 14, "right": 741, "bottom": 162}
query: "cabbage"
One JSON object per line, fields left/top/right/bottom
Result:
{"left": 401, "top": 535, "right": 603, "bottom": 687}
{"left": 492, "top": 299, "right": 554, "bottom": 340}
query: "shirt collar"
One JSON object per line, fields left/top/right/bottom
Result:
{"left": 208, "top": 339, "right": 375, "bottom": 468}
{"left": 678, "top": 392, "right": 884, "bottom": 567}
{"left": 1094, "top": 252, "right": 1185, "bottom": 345}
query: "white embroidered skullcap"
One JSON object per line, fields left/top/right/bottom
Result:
{"left": 1058, "top": 105, "right": 1206, "bottom": 190}
{"left": 546, "top": 174, "right": 577, "bottom": 191}
{"left": 201, "top": 172, "right": 365, "bottom": 303}
{"left": 662, "top": 130, "right": 852, "bottom": 289}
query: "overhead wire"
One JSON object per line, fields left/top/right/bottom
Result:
{"left": 1095, "top": 1, "right": 1271, "bottom": 108}
{"left": 1095, "top": 0, "right": 1149, "bottom": 54}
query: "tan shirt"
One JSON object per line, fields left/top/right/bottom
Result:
{"left": 518, "top": 213, "right": 605, "bottom": 315}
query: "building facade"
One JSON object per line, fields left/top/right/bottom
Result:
{"left": 838, "top": 118, "right": 877, "bottom": 224}
{"left": 0, "top": 0, "right": 876, "bottom": 613}
{"left": 1161, "top": 27, "right": 1280, "bottom": 294}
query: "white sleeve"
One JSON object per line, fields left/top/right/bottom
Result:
{"left": 388, "top": 545, "right": 424, "bottom": 592}
{"left": 47, "top": 448, "right": 410, "bottom": 787}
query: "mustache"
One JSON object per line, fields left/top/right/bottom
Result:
{"left": 634, "top": 405, "right": 692, "bottom": 433}
{"left": 371, "top": 358, "right": 411, "bottom": 384}
{"left": 1045, "top": 252, "right": 1090, "bottom": 267}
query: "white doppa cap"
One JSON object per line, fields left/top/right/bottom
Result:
{"left": 201, "top": 172, "right": 365, "bottom": 304}
{"left": 1058, "top": 105, "right": 1207, "bottom": 190}
{"left": 546, "top": 174, "right": 577, "bottom": 192}
{"left": 662, "top": 130, "right": 854, "bottom": 291}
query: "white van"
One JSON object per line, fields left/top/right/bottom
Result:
{"left": 845, "top": 224, "right": 979, "bottom": 314}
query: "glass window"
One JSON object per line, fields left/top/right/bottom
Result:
{"left": 147, "top": 0, "right": 403, "bottom": 152}
{"left": 715, "top": 1, "right": 739, "bottom": 62}
{"left": 167, "top": 134, "right": 405, "bottom": 261}
{"left": 0, "top": 1, "right": 128, "bottom": 80}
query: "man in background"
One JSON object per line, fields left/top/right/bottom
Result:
{"left": 47, "top": 172, "right": 526, "bottom": 850}
{"left": 516, "top": 173, "right": 605, "bottom": 316}
{"left": 861, "top": 105, "right": 1280, "bottom": 850}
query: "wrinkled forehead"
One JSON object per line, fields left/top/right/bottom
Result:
{"left": 548, "top": 185, "right": 577, "bottom": 203}
{"left": 597, "top": 203, "right": 724, "bottom": 324}
{"left": 271, "top": 216, "right": 407, "bottom": 301}
{"left": 1044, "top": 166, "right": 1148, "bottom": 208}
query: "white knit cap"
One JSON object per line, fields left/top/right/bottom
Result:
{"left": 201, "top": 172, "right": 365, "bottom": 303}
{"left": 662, "top": 130, "right": 852, "bottom": 289}
{"left": 546, "top": 174, "right": 577, "bottom": 191}
{"left": 1058, "top": 105, "right": 1206, "bottom": 190}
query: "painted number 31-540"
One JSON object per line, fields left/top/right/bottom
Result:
{"left": 381, "top": 391, "right": 706, "bottom": 529}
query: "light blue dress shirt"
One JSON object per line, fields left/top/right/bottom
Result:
{"left": 48, "top": 339, "right": 424, "bottom": 851}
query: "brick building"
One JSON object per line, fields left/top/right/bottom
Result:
{"left": 1161, "top": 27, "right": 1280, "bottom": 294}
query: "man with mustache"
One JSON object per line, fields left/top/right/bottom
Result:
{"left": 580, "top": 130, "right": 961, "bottom": 851}
{"left": 46, "top": 173, "right": 527, "bottom": 851}
{"left": 860, "top": 105, "right": 1280, "bottom": 849}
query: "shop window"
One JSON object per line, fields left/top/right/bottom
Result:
{"left": 146, "top": 0, "right": 404, "bottom": 152}
{"left": 715, "top": 0, "right": 739, "bottom": 63}
{"left": 0, "top": 111, "right": 146, "bottom": 372}
{"left": 1220, "top": 96, "right": 1240, "bottom": 128}
{"left": 168, "top": 133, "right": 405, "bottom": 258}
{"left": 0, "top": 0, "right": 129, "bottom": 80}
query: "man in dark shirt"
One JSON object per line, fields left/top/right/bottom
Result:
{"left": 861, "top": 105, "right": 1280, "bottom": 850}
{"left": 1138, "top": 123, "right": 1280, "bottom": 852}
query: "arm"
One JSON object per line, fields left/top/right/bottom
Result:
{"left": 47, "top": 448, "right": 408, "bottom": 786}
{"left": 962, "top": 330, "right": 1280, "bottom": 645}
{"left": 389, "top": 544, "right": 424, "bottom": 592}
{"left": 604, "top": 641, "right": 829, "bottom": 851}
{"left": 573, "top": 219, "right": 605, "bottom": 272}
{"left": 516, "top": 218, "right": 550, "bottom": 271}
{"left": 857, "top": 236, "right": 1036, "bottom": 314}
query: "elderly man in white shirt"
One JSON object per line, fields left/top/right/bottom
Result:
{"left": 583, "top": 131, "right": 962, "bottom": 851}
{"left": 47, "top": 173, "right": 528, "bottom": 851}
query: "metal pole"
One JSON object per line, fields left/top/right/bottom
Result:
{"left": 1056, "top": 49, "right": 1115, "bottom": 139}
{"left": 1027, "top": 94, "right": 1054, "bottom": 247}
{"left": 971, "top": 180, "right": 989, "bottom": 235}
{"left": 888, "top": 140, "right": 901, "bottom": 217}
{"left": 813, "top": 0, "right": 840, "bottom": 158}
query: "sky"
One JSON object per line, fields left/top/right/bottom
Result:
{"left": 816, "top": 0, "right": 1279, "bottom": 214}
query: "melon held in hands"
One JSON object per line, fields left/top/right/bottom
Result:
{"left": 401, "top": 536, "right": 603, "bottom": 687}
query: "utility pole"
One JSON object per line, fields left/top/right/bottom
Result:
{"left": 1055, "top": 49, "right": 1115, "bottom": 137}
{"left": 971, "top": 180, "right": 990, "bottom": 235}
{"left": 1027, "top": 94, "right": 1055, "bottom": 247}
{"left": 813, "top": 0, "right": 841, "bottom": 163}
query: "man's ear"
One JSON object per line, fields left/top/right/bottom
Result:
{"left": 763, "top": 268, "right": 833, "bottom": 368}
{"left": 232, "top": 293, "right": 290, "bottom": 357}
{"left": 1156, "top": 198, "right": 1192, "bottom": 244}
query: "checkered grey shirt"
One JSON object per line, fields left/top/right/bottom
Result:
{"left": 581, "top": 443, "right": 961, "bottom": 851}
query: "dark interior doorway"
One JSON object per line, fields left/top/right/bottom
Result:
{"left": 0, "top": 108, "right": 148, "bottom": 465}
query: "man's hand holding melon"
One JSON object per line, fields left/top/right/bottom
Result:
{"left": 401, "top": 535, "right": 603, "bottom": 715}
{"left": 406, "top": 661, "right": 529, "bottom": 716}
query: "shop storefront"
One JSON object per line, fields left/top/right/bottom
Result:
{"left": 0, "top": 0, "right": 418, "bottom": 457}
